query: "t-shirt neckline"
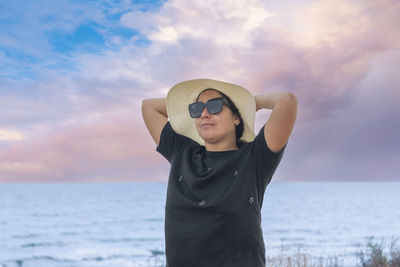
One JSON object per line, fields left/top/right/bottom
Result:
{"left": 202, "top": 146, "right": 240, "bottom": 155}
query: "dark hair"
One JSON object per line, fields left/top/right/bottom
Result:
{"left": 196, "top": 88, "right": 246, "bottom": 148}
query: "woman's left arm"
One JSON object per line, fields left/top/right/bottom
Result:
{"left": 255, "top": 92, "right": 298, "bottom": 153}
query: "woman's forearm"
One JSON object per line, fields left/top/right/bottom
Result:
{"left": 142, "top": 98, "right": 168, "bottom": 117}
{"left": 254, "top": 92, "right": 297, "bottom": 111}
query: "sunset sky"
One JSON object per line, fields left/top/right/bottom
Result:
{"left": 0, "top": 0, "right": 399, "bottom": 182}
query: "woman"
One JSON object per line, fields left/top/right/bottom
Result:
{"left": 142, "top": 78, "right": 297, "bottom": 267}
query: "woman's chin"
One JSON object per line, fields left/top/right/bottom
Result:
{"left": 198, "top": 131, "right": 212, "bottom": 141}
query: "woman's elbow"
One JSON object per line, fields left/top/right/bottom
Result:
{"left": 280, "top": 93, "right": 298, "bottom": 106}
{"left": 286, "top": 92, "right": 298, "bottom": 103}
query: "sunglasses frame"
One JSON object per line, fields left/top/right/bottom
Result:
{"left": 188, "top": 97, "right": 231, "bottom": 118}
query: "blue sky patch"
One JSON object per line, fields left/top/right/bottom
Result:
{"left": 0, "top": 0, "right": 169, "bottom": 80}
{"left": 48, "top": 23, "right": 105, "bottom": 53}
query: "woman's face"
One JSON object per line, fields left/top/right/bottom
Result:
{"left": 194, "top": 90, "right": 239, "bottom": 145}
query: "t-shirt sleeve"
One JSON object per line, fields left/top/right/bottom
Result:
{"left": 253, "top": 124, "right": 287, "bottom": 186}
{"left": 156, "top": 121, "right": 192, "bottom": 163}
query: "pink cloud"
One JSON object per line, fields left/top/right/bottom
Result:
{"left": 1, "top": 0, "right": 399, "bottom": 182}
{"left": 0, "top": 111, "right": 168, "bottom": 182}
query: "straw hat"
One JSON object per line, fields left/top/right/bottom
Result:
{"left": 166, "top": 78, "right": 256, "bottom": 146}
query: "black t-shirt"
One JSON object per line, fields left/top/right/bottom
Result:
{"left": 156, "top": 121, "right": 286, "bottom": 267}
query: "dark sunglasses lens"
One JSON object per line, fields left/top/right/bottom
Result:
{"left": 188, "top": 98, "right": 224, "bottom": 118}
{"left": 206, "top": 99, "right": 223, "bottom": 114}
{"left": 188, "top": 102, "right": 204, "bottom": 118}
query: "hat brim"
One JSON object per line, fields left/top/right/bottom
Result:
{"left": 166, "top": 78, "right": 256, "bottom": 146}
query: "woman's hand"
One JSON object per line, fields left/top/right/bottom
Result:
{"left": 255, "top": 96, "right": 261, "bottom": 112}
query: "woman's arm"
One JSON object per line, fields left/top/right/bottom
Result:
{"left": 255, "top": 92, "right": 298, "bottom": 152}
{"left": 141, "top": 98, "right": 169, "bottom": 146}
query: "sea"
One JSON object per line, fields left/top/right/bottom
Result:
{"left": 0, "top": 182, "right": 399, "bottom": 267}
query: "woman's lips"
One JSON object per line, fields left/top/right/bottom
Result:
{"left": 201, "top": 123, "right": 214, "bottom": 128}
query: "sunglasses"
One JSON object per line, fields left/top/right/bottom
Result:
{"left": 188, "top": 97, "right": 231, "bottom": 118}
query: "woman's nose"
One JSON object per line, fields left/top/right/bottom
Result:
{"left": 200, "top": 106, "right": 210, "bottom": 118}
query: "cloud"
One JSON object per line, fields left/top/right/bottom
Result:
{"left": 0, "top": 0, "right": 399, "bottom": 181}
{"left": 121, "top": 0, "right": 273, "bottom": 46}
{"left": 0, "top": 129, "right": 26, "bottom": 141}
{"left": 0, "top": 109, "right": 167, "bottom": 182}
{"left": 278, "top": 48, "right": 400, "bottom": 181}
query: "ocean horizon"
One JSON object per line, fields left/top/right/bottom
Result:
{"left": 1, "top": 181, "right": 399, "bottom": 267}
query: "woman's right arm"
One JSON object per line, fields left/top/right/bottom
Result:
{"left": 141, "top": 98, "right": 168, "bottom": 146}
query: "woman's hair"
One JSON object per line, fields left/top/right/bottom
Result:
{"left": 196, "top": 88, "right": 246, "bottom": 148}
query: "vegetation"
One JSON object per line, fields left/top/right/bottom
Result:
{"left": 143, "top": 236, "right": 400, "bottom": 267}
{"left": 355, "top": 236, "right": 400, "bottom": 267}
{"left": 265, "top": 250, "right": 344, "bottom": 267}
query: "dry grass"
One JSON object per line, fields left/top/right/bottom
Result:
{"left": 144, "top": 236, "right": 400, "bottom": 267}
{"left": 356, "top": 236, "right": 400, "bottom": 267}
{"left": 266, "top": 254, "right": 343, "bottom": 267}
{"left": 265, "top": 251, "right": 344, "bottom": 267}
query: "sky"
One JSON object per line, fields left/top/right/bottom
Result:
{"left": 0, "top": 0, "right": 399, "bottom": 183}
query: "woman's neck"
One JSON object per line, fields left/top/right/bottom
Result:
{"left": 204, "top": 141, "right": 239, "bottom": 152}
